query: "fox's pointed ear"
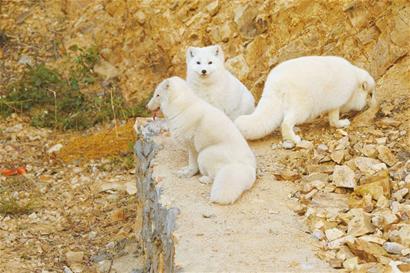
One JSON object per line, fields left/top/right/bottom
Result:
{"left": 186, "top": 47, "right": 195, "bottom": 59}
{"left": 164, "top": 79, "right": 170, "bottom": 90}
{"left": 213, "top": 45, "right": 224, "bottom": 61}
{"left": 361, "top": 81, "right": 368, "bottom": 91}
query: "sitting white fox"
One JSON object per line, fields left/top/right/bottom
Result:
{"left": 186, "top": 45, "right": 255, "bottom": 120}
{"left": 235, "top": 56, "right": 376, "bottom": 143}
{"left": 147, "top": 76, "right": 256, "bottom": 204}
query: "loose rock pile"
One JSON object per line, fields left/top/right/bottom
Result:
{"left": 288, "top": 100, "right": 409, "bottom": 271}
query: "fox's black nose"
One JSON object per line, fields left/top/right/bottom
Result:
{"left": 201, "top": 69, "right": 207, "bottom": 74}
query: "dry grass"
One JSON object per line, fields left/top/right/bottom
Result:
{"left": 58, "top": 119, "right": 137, "bottom": 162}
{"left": 0, "top": 176, "right": 41, "bottom": 215}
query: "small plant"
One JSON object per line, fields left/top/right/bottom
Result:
{"left": 69, "top": 45, "right": 100, "bottom": 88}
{"left": 0, "top": 176, "right": 40, "bottom": 215}
{"left": 105, "top": 141, "right": 137, "bottom": 170}
{"left": 0, "top": 46, "right": 150, "bottom": 130}
{"left": 0, "top": 197, "right": 37, "bottom": 215}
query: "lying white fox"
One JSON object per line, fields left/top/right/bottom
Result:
{"left": 147, "top": 76, "right": 256, "bottom": 204}
{"left": 186, "top": 45, "right": 255, "bottom": 120}
{"left": 235, "top": 56, "right": 376, "bottom": 143}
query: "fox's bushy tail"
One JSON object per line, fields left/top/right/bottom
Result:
{"left": 210, "top": 163, "right": 256, "bottom": 205}
{"left": 235, "top": 81, "right": 284, "bottom": 140}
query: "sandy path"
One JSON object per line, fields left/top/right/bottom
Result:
{"left": 152, "top": 136, "right": 334, "bottom": 272}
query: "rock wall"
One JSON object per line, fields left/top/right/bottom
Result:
{"left": 134, "top": 124, "right": 178, "bottom": 273}
{"left": 63, "top": 0, "right": 410, "bottom": 102}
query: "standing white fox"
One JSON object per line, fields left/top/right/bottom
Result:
{"left": 147, "top": 76, "right": 256, "bottom": 204}
{"left": 186, "top": 45, "right": 255, "bottom": 120}
{"left": 235, "top": 56, "right": 377, "bottom": 144}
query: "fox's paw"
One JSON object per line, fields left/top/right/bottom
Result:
{"left": 199, "top": 176, "right": 212, "bottom": 184}
{"left": 282, "top": 135, "right": 301, "bottom": 149}
{"left": 176, "top": 166, "right": 198, "bottom": 178}
{"left": 335, "top": 119, "right": 350, "bottom": 128}
{"left": 293, "top": 135, "right": 302, "bottom": 144}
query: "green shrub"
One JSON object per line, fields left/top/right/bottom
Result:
{"left": 0, "top": 46, "right": 149, "bottom": 130}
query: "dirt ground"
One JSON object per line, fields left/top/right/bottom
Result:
{"left": 0, "top": 116, "right": 142, "bottom": 273}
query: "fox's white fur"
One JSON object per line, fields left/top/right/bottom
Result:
{"left": 186, "top": 45, "right": 255, "bottom": 120}
{"left": 235, "top": 56, "right": 376, "bottom": 143}
{"left": 147, "top": 76, "right": 256, "bottom": 204}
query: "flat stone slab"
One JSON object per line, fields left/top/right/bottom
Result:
{"left": 145, "top": 133, "right": 334, "bottom": 272}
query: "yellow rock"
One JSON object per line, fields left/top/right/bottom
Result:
{"left": 347, "top": 211, "right": 375, "bottom": 237}
{"left": 376, "top": 145, "right": 398, "bottom": 166}
{"left": 355, "top": 170, "right": 391, "bottom": 200}
{"left": 347, "top": 239, "right": 387, "bottom": 263}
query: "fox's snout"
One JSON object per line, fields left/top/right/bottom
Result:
{"left": 146, "top": 98, "right": 157, "bottom": 111}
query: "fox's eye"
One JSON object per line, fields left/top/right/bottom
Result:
{"left": 156, "top": 94, "right": 159, "bottom": 97}
{"left": 196, "top": 61, "right": 201, "bottom": 65}
{"left": 208, "top": 61, "right": 212, "bottom": 64}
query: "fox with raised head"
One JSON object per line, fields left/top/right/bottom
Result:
{"left": 147, "top": 76, "right": 257, "bottom": 204}
{"left": 186, "top": 45, "right": 255, "bottom": 120}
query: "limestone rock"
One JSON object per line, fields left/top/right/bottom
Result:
{"left": 376, "top": 195, "right": 389, "bottom": 209}
{"left": 328, "top": 235, "right": 355, "bottom": 250}
{"left": 332, "top": 165, "right": 356, "bottom": 189}
{"left": 330, "top": 150, "right": 345, "bottom": 164}
{"left": 47, "top": 143, "right": 63, "bottom": 154}
{"left": 361, "top": 144, "right": 378, "bottom": 158}
{"left": 18, "top": 54, "right": 33, "bottom": 66}
{"left": 398, "top": 263, "right": 410, "bottom": 272}
{"left": 297, "top": 140, "right": 314, "bottom": 150}
{"left": 135, "top": 11, "right": 145, "bottom": 25}
{"left": 347, "top": 239, "right": 387, "bottom": 262}
{"left": 282, "top": 140, "right": 295, "bottom": 149}
{"left": 355, "top": 171, "right": 391, "bottom": 200}
{"left": 343, "top": 257, "right": 359, "bottom": 271}
{"left": 335, "top": 136, "right": 350, "bottom": 151}
{"left": 233, "top": 4, "right": 266, "bottom": 39}
{"left": 66, "top": 251, "right": 84, "bottom": 264}
{"left": 354, "top": 157, "right": 387, "bottom": 175}
{"left": 383, "top": 242, "right": 406, "bottom": 254}
{"left": 312, "top": 229, "right": 325, "bottom": 240}
{"left": 360, "top": 170, "right": 390, "bottom": 186}
{"left": 392, "top": 188, "right": 409, "bottom": 202}
{"left": 347, "top": 211, "right": 375, "bottom": 237}
{"left": 397, "top": 225, "right": 410, "bottom": 247}
{"left": 336, "top": 246, "right": 355, "bottom": 261}
{"left": 303, "top": 172, "right": 329, "bottom": 183}
{"left": 225, "top": 54, "right": 249, "bottom": 80}
{"left": 302, "top": 180, "right": 326, "bottom": 193}
{"left": 359, "top": 235, "right": 386, "bottom": 245}
{"left": 206, "top": 0, "right": 220, "bottom": 16}
{"left": 371, "top": 209, "right": 398, "bottom": 230}
{"left": 377, "top": 146, "right": 398, "bottom": 166}
{"left": 325, "top": 228, "right": 345, "bottom": 241}
{"left": 311, "top": 193, "right": 349, "bottom": 218}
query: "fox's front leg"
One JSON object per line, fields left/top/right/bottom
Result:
{"left": 329, "top": 108, "right": 350, "bottom": 128}
{"left": 177, "top": 144, "right": 199, "bottom": 178}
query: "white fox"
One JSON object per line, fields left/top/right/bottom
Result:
{"left": 147, "top": 76, "right": 256, "bottom": 204}
{"left": 186, "top": 45, "right": 255, "bottom": 120}
{"left": 235, "top": 56, "right": 376, "bottom": 143}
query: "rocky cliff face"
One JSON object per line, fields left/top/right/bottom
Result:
{"left": 62, "top": 0, "right": 410, "bottom": 102}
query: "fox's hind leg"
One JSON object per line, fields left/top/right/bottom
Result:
{"left": 177, "top": 144, "right": 199, "bottom": 178}
{"left": 329, "top": 108, "right": 350, "bottom": 128}
{"left": 281, "top": 113, "right": 301, "bottom": 144}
